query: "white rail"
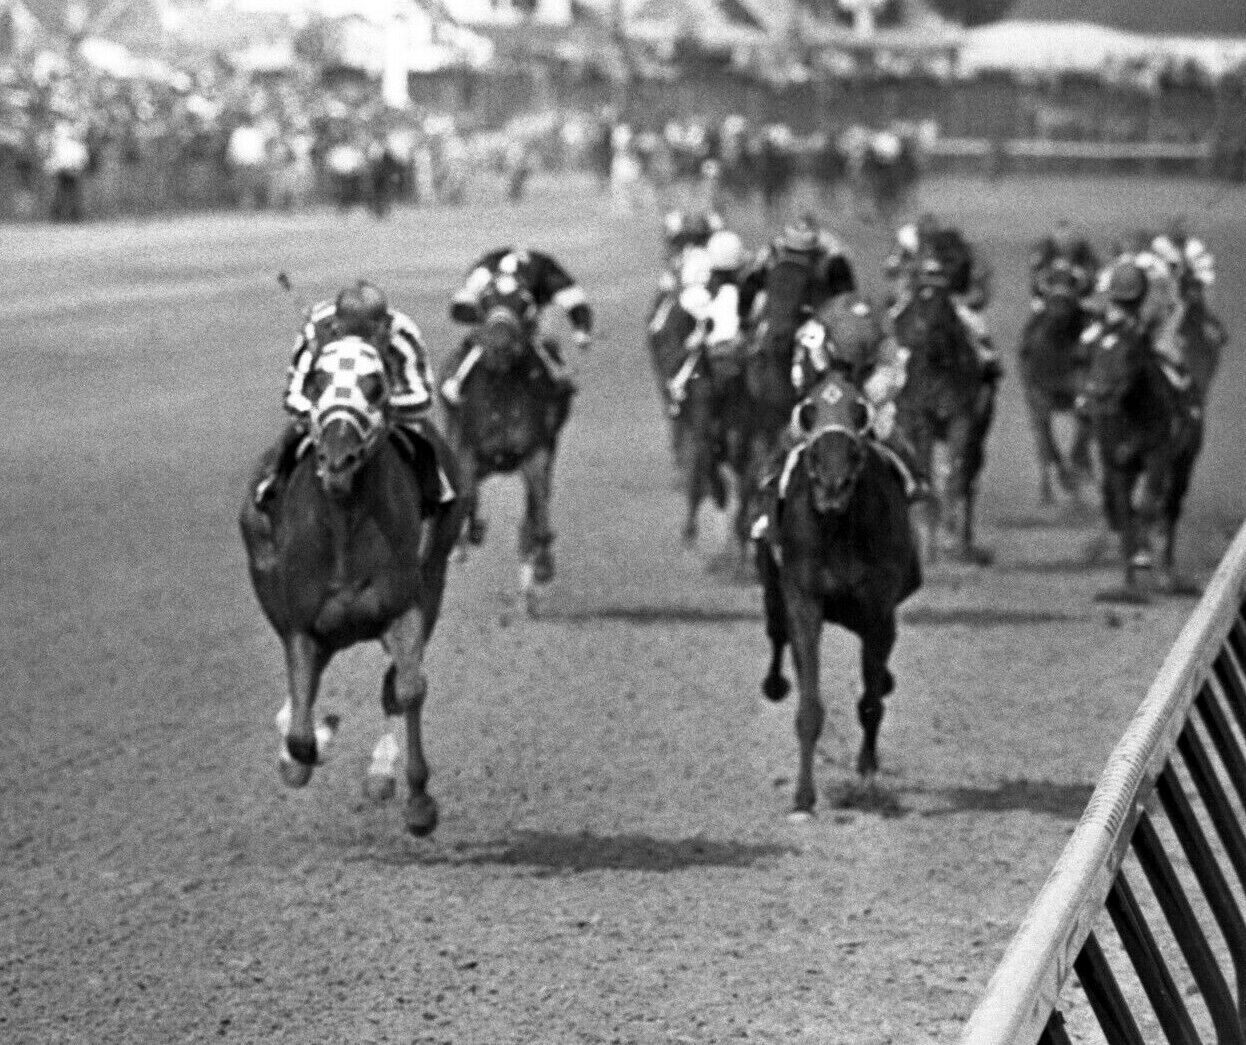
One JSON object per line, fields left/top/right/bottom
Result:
{"left": 958, "top": 521, "right": 1246, "bottom": 1044}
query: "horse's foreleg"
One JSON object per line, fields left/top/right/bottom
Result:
{"left": 1023, "top": 391, "right": 1059, "bottom": 504}
{"left": 1070, "top": 413, "right": 1094, "bottom": 486}
{"left": 784, "top": 585, "right": 824, "bottom": 818}
{"left": 519, "top": 446, "right": 557, "bottom": 610}
{"left": 759, "top": 552, "right": 791, "bottom": 703}
{"left": 857, "top": 616, "right": 898, "bottom": 777}
{"left": 457, "top": 455, "right": 485, "bottom": 550}
{"left": 948, "top": 411, "right": 993, "bottom": 566}
{"left": 278, "top": 632, "right": 334, "bottom": 787}
{"left": 381, "top": 605, "right": 436, "bottom": 835}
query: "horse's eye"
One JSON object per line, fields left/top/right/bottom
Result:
{"left": 358, "top": 374, "right": 385, "bottom": 404}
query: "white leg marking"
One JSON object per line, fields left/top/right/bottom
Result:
{"left": 313, "top": 717, "right": 339, "bottom": 764}
{"left": 520, "top": 561, "right": 536, "bottom": 592}
{"left": 368, "top": 727, "right": 402, "bottom": 779}
{"left": 275, "top": 700, "right": 292, "bottom": 738}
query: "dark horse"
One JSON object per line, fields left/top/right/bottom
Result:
{"left": 650, "top": 293, "right": 756, "bottom": 552}
{"left": 1175, "top": 268, "right": 1227, "bottom": 407}
{"left": 893, "top": 272, "right": 995, "bottom": 564}
{"left": 1018, "top": 262, "right": 1094, "bottom": 504}
{"left": 757, "top": 373, "right": 921, "bottom": 816}
{"left": 239, "top": 337, "right": 465, "bottom": 835}
{"left": 1081, "top": 320, "right": 1203, "bottom": 600}
{"left": 441, "top": 299, "right": 574, "bottom": 614}
{"left": 646, "top": 287, "right": 697, "bottom": 476}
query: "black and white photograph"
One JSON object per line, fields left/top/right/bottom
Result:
{"left": 5, "top": 0, "right": 1246, "bottom": 1041}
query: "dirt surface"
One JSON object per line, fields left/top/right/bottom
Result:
{"left": 3, "top": 176, "right": 1245, "bottom": 1044}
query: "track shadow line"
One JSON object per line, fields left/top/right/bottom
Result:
{"left": 351, "top": 830, "right": 796, "bottom": 874}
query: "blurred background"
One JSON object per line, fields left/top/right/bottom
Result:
{"left": 1, "top": 0, "right": 1244, "bottom": 222}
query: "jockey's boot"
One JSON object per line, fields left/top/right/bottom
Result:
{"left": 440, "top": 340, "right": 484, "bottom": 407}
{"left": 254, "top": 419, "right": 308, "bottom": 511}
{"left": 394, "top": 417, "right": 458, "bottom": 509}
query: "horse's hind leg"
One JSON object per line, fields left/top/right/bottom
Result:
{"left": 759, "top": 550, "right": 791, "bottom": 703}
{"left": 856, "top": 616, "right": 898, "bottom": 777}
{"left": 381, "top": 604, "right": 437, "bottom": 835}
{"left": 783, "top": 585, "right": 824, "bottom": 818}
{"left": 948, "top": 411, "right": 993, "bottom": 566}
{"left": 519, "top": 445, "right": 557, "bottom": 612}
{"left": 277, "top": 633, "right": 336, "bottom": 787}
{"left": 1023, "top": 390, "right": 1060, "bottom": 504}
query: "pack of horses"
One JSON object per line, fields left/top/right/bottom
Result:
{"left": 236, "top": 233, "right": 1220, "bottom": 834}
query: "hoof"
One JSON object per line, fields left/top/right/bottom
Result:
{"left": 467, "top": 518, "right": 487, "bottom": 546}
{"left": 406, "top": 795, "right": 439, "bottom": 837}
{"left": 787, "top": 808, "right": 815, "bottom": 824}
{"left": 1094, "top": 585, "right": 1151, "bottom": 606}
{"left": 957, "top": 545, "right": 995, "bottom": 567}
{"left": 681, "top": 521, "right": 698, "bottom": 546}
{"left": 856, "top": 751, "right": 879, "bottom": 776}
{"left": 761, "top": 674, "right": 791, "bottom": 703}
{"left": 286, "top": 735, "right": 318, "bottom": 767}
{"left": 1159, "top": 574, "right": 1201, "bottom": 598}
{"left": 364, "top": 773, "right": 396, "bottom": 803}
{"left": 278, "top": 755, "right": 313, "bottom": 788}
{"left": 524, "top": 583, "right": 551, "bottom": 618}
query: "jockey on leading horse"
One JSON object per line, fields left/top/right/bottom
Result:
{"left": 752, "top": 293, "right": 927, "bottom": 540}
{"left": 665, "top": 228, "right": 749, "bottom": 410}
{"left": 886, "top": 213, "right": 1003, "bottom": 385}
{"left": 252, "top": 280, "right": 452, "bottom": 515}
{"left": 441, "top": 247, "right": 593, "bottom": 405}
{"left": 1147, "top": 217, "right": 1228, "bottom": 383}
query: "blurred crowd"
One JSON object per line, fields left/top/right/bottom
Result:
{"left": 0, "top": 60, "right": 480, "bottom": 221}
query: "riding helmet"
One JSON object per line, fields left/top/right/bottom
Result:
{"left": 706, "top": 230, "right": 745, "bottom": 272}
{"left": 820, "top": 294, "right": 882, "bottom": 376}
{"left": 334, "top": 285, "right": 372, "bottom": 337}
{"left": 1105, "top": 262, "right": 1148, "bottom": 305}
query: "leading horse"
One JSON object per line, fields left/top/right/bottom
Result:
{"left": 1017, "top": 262, "right": 1094, "bottom": 504}
{"left": 239, "top": 337, "right": 465, "bottom": 835}
{"left": 441, "top": 297, "right": 574, "bottom": 614}
{"left": 757, "top": 373, "right": 922, "bottom": 817}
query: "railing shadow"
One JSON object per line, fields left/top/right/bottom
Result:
{"left": 356, "top": 830, "right": 796, "bottom": 875}
{"left": 823, "top": 777, "right": 1094, "bottom": 821}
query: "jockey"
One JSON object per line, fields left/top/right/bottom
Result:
{"left": 652, "top": 208, "right": 724, "bottom": 323}
{"left": 1078, "top": 260, "right": 1158, "bottom": 410}
{"left": 887, "top": 214, "right": 1002, "bottom": 384}
{"left": 738, "top": 214, "right": 856, "bottom": 324}
{"left": 752, "top": 294, "right": 926, "bottom": 539}
{"left": 1148, "top": 217, "right": 1227, "bottom": 369}
{"left": 441, "top": 247, "right": 593, "bottom": 405}
{"left": 1029, "top": 220, "right": 1099, "bottom": 311}
{"left": 253, "top": 281, "right": 448, "bottom": 510}
{"left": 666, "top": 228, "right": 748, "bottom": 409}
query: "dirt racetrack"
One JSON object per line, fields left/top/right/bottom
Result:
{"left": 4, "top": 175, "right": 1245, "bottom": 1044}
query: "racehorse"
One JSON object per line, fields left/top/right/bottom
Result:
{"left": 1175, "top": 268, "right": 1226, "bottom": 406}
{"left": 1017, "top": 261, "right": 1094, "bottom": 504}
{"left": 239, "top": 338, "right": 465, "bottom": 836}
{"left": 1081, "top": 319, "right": 1203, "bottom": 600}
{"left": 757, "top": 373, "right": 922, "bottom": 817}
{"left": 441, "top": 296, "right": 574, "bottom": 615}
{"left": 646, "top": 286, "right": 697, "bottom": 476}
{"left": 893, "top": 267, "right": 995, "bottom": 564}
{"left": 741, "top": 251, "right": 824, "bottom": 546}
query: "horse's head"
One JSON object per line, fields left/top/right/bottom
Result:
{"left": 475, "top": 278, "right": 536, "bottom": 372}
{"left": 1040, "top": 259, "right": 1083, "bottom": 307}
{"left": 895, "top": 270, "right": 966, "bottom": 373}
{"left": 1081, "top": 315, "right": 1147, "bottom": 415}
{"left": 306, "top": 337, "right": 390, "bottom": 499}
{"left": 789, "top": 375, "right": 871, "bottom": 515}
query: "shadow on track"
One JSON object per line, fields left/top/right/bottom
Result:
{"left": 556, "top": 605, "right": 762, "bottom": 626}
{"left": 900, "top": 607, "right": 1081, "bottom": 627}
{"left": 356, "top": 831, "right": 796, "bottom": 874}
{"left": 823, "top": 777, "right": 1094, "bottom": 821}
